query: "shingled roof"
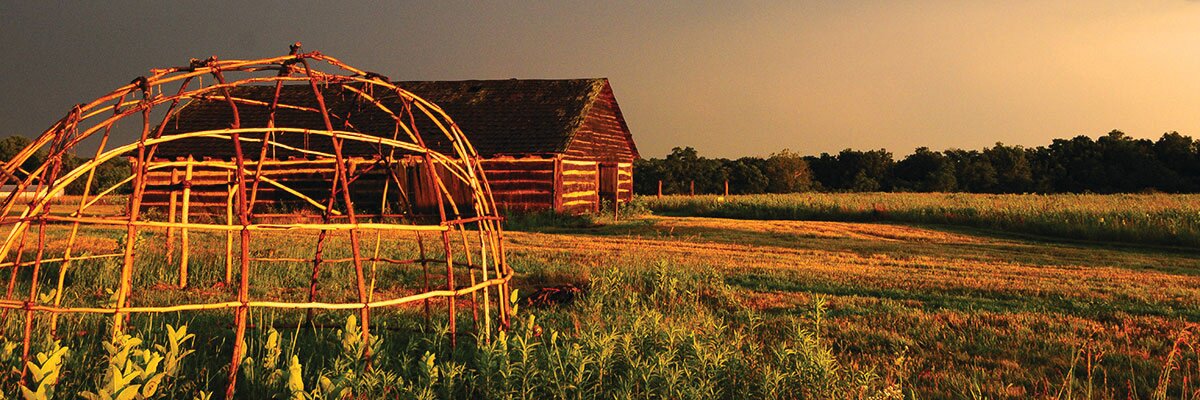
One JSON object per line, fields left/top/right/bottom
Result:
{"left": 152, "top": 78, "right": 636, "bottom": 160}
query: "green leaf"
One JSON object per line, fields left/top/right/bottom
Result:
{"left": 114, "top": 385, "right": 141, "bottom": 400}
{"left": 26, "top": 363, "right": 46, "bottom": 384}
{"left": 142, "top": 353, "right": 163, "bottom": 379}
{"left": 286, "top": 355, "right": 305, "bottom": 396}
{"left": 20, "top": 386, "right": 42, "bottom": 400}
{"left": 36, "top": 290, "right": 55, "bottom": 305}
{"left": 142, "top": 374, "right": 163, "bottom": 397}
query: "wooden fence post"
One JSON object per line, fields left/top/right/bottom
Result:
{"left": 179, "top": 156, "right": 193, "bottom": 288}
{"left": 657, "top": 180, "right": 662, "bottom": 198}
{"left": 690, "top": 180, "right": 695, "bottom": 197}
{"left": 613, "top": 193, "right": 619, "bottom": 222}
{"left": 166, "top": 169, "right": 178, "bottom": 263}
{"left": 225, "top": 171, "right": 235, "bottom": 284}
{"left": 724, "top": 179, "right": 729, "bottom": 196}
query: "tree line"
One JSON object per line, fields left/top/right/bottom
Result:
{"left": 0, "top": 135, "right": 128, "bottom": 194}
{"left": 635, "top": 130, "right": 1200, "bottom": 195}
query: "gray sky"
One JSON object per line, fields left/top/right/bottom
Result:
{"left": 2, "top": 1, "right": 1199, "bottom": 158}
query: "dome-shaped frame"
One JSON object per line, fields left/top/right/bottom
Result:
{"left": 0, "top": 46, "right": 512, "bottom": 396}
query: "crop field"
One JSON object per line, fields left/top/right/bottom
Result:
{"left": 3, "top": 193, "right": 1200, "bottom": 399}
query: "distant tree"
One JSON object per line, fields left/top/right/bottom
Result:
{"left": 836, "top": 149, "right": 893, "bottom": 192}
{"left": 763, "top": 149, "right": 813, "bottom": 193}
{"left": 1024, "top": 146, "right": 1059, "bottom": 193}
{"left": 1154, "top": 132, "right": 1199, "bottom": 191}
{"left": 0, "top": 135, "right": 46, "bottom": 180}
{"left": 0, "top": 136, "right": 29, "bottom": 162}
{"left": 983, "top": 143, "right": 1033, "bottom": 193}
{"left": 725, "top": 157, "right": 769, "bottom": 194}
{"left": 805, "top": 153, "right": 839, "bottom": 191}
{"left": 1045, "top": 135, "right": 1105, "bottom": 192}
{"left": 1096, "top": 130, "right": 1171, "bottom": 192}
{"left": 944, "top": 149, "right": 997, "bottom": 192}
{"left": 633, "top": 157, "right": 664, "bottom": 195}
{"left": 894, "top": 147, "right": 956, "bottom": 192}
{"left": 85, "top": 158, "right": 132, "bottom": 195}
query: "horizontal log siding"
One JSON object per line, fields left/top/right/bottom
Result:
{"left": 141, "top": 157, "right": 476, "bottom": 217}
{"left": 560, "top": 159, "right": 599, "bottom": 213}
{"left": 479, "top": 158, "right": 556, "bottom": 212}
{"left": 618, "top": 162, "right": 633, "bottom": 202}
{"left": 142, "top": 156, "right": 569, "bottom": 216}
{"left": 562, "top": 83, "right": 638, "bottom": 163}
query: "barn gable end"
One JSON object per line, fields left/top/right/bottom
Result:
{"left": 562, "top": 80, "right": 639, "bottom": 163}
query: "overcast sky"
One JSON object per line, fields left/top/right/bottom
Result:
{"left": 2, "top": 1, "right": 1199, "bottom": 158}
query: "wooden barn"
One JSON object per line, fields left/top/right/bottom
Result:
{"left": 142, "top": 78, "right": 637, "bottom": 216}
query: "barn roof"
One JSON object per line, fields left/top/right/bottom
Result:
{"left": 152, "top": 78, "right": 636, "bottom": 160}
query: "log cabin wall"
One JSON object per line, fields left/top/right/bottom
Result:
{"left": 140, "top": 156, "right": 617, "bottom": 217}
{"left": 617, "top": 162, "right": 633, "bottom": 202}
{"left": 477, "top": 158, "right": 556, "bottom": 211}
{"left": 559, "top": 159, "right": 600, "bottom": 213}
{"left": 140, "top": 157, "right": 476, "bottom": 218}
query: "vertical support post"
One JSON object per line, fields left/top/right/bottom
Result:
{"left": 368, "top": 231, "right": 382, "bottom": 303}
{"left": 613, "top": 193, "right": 619, "bottom": 222}
{"left": 611, "top": 165, "right": 620, "bottom": 221}
{"left": 166, "top": 168, "right": 178, "bottom": 263}
{"left": 593, "top": 163, "right": 601, "bottom": 213}
{"left": 724, "top": 179, "right": 729, "bottom": 196}
{"left": 456, "top": 226, "right": 479, "bottom": 329}
{"left": 690, "top": 180, "right": 695, "bottom": 196}
{"left": 225, "top": 171, "right": 235, "bottom": 284}
{"left": 440, "top": 227, "right": 457, "bottom": 347}
{"left": 115, "top": 83, "right": 155, "bottom": 335}
{"left": 475, "top": 223, "right": 493, "bottom": 342}
{"left": 552, "top": 157, "right": 563, "bottom": 211}
{"left": 493, "top": 223, "right": 512, "bottom": 329}
{"left": 211, "top": 66, "right": 253, "bottom": 400}
{"left": 179, "top": 156, "right": 193, "bottom": 288}
{"left": 416, "top": 231, "right": 431, "bottom": 324}
{"left": 657, "top": 179, "right": 662, "bottom": 198}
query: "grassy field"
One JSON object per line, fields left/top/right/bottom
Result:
{"left": 2, "top": 193, "right": 1200, "bottom": 398}
{"left": 513, "top": 214, "right": 1200, "bottom": 399}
